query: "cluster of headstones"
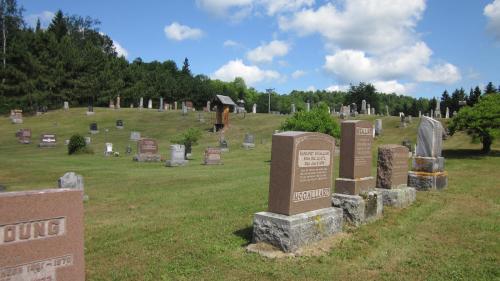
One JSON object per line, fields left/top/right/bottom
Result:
{"left": 250, "top": 117, "right": 448, "bottom": 254}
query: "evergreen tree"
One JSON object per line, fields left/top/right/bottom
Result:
{"left": 181, "top": 57, "right": 190, "bottom": 75}
{"left": 485, "top": 82, "right": 497, "bottom": 95}
{"left": 47, "top": 10, "right": 68, "bottom": 41}
{"left": 468, "top": 86, "right": 482, "bottom": 106}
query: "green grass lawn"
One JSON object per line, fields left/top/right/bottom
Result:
{"left": 0, "top": 108, "right": 498, "bottom": 281}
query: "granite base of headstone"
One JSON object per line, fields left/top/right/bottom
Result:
{"left": 331, "top": 191, "right": 383, "bottom": 227}
{"left": 165, "top": 144, "right": 189, "bottom": 167}
{"left": 58, "top": 172, "right": 88, "bottom": 201}
{"left": 251, "top": 207, "right": 343, "bottom": 253}
{"left": 86, "top": 111, "right": 95, "bottom": 116}
{"left": 374, "top": 145, "right": 416, "bottom": 208}
{"left": 0, "top": 189, "right": 85, "bottom": 281}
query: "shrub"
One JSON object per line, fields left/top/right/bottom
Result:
{"left": 171, "top": 128, "right": 203, "bottom": 158}
{"left": 68, "top": 134, "right": 86, "bottom": 155}
{"left": 281, "top": 102, "right": 340, "bottom": 138}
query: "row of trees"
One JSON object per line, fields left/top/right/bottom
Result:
{"left": 0, "top": 1, "right": 498, "bottom": 117}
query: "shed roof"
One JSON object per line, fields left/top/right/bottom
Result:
{"left": 215, "top": 95, "right": 236, "bottom": 106}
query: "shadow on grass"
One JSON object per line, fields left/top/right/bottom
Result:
{"left": 233, "top": 226, "right": 253, "bottom": 246}
{"left": 443, "top": 149, "right": 500, "bottom": 159}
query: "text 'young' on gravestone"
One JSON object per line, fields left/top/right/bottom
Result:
{"left": 0, "top": 189, "right": 85, "bottom": 281}
{"left": 250, "top": 132, "right": 343, "bottom": 253}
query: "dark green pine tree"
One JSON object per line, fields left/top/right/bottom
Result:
{"left": 181, "top": 57, "right": 190, "bottom": 75}
{"left": 47, "top": 10, "right": 68, "bottom": 41}
{"left": 485, "top": 82, "right": 497, "bottom": 95}
{"left": 441, "top": 90, "right": 451, "bottom": 113}
{"left": 35, "top": 18, "right": 41, "bottom": 32}
{"left": 468, "top": 86, "right": 482, "bottom": 106}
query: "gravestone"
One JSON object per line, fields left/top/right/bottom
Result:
{"left": 0, "top": 189, "right": 85, "bottom": 280}
{"left": 104, "top": 143, "right": 113, "bottom": 156}
{"left": 203, "top": 147, "right": 222, "bottom": 165}
{"left": 84, "top": 137, "right": 91, "bottom": 145}
{"left": 109, "top": 99, "right": 114, "bottom": 109}
{"left": 252, "top": 103, "right": 257, "bottom": 114}
{"left": 139, "top": 97, "right": 144, "bottom": 109}
{"left": 159, "top": 97, "right": 164, "bottom": 112}
{"left": 361, "top": 100, "right": 367, "bottom": 114}
{"left": 39, "top": 133, "right": 57, "bottom": 148}
{"left": 206, "top": 100, "right": 211, "bottom": 112}
{"left": 219, "top": 139, "right": 229, "bottom": 152}
{"left": 371, "top": 108, "right": 376, "bottom": 115}
{"left": 165, "top": 144, "right": 189, "bottom": 167}
{"left": 89, "top": 123, "right": 99, "bottom": 134}
{"left": 250, "top": 132, "right": 342, "bottom": 253}
{"left": 445, "top": 107, "right": 449, "bottom": 119}
{"left": 375, "top": 145, "right": 416, "bottom": 208}
{"left": 133, "top": 138, "right": 161, "bottom": 162}
{"left": 306, "top": 102, "right": 310, "bottom": 112}
{"left": 332, "top": 120, "right": 382, "bottom": 226}
{"left": 385, "top": 105, "right": 389, "bottom": 116}
{"left": 116, "top": 120, "right": 124, "bottom": 129}
{"left": 408, "top": 116, "right": 448, "bottom": 190}
{"left": 116, "top": 96, "right": 121, "bottom": 109}
{"left": 126, "top": 144, "right": 132, "bottom": 154}
{"left": 130, "top": 131, "right": 141, "bottom": 141}
{"left": 242, "top": 133, "right": 255, "bottom": 149}
{"left": 174, "top": 101, "right": 177, "bottom": 110}
{"left": 16, "top": 128, "right": 31, "bottom": 144}
{"left": 64, "top": 101, "right": 69, "bottom": 111}
{"left": 148, "top": 99, "right": 152, "bottom": 109}
{"left": 374, "top": 119, "right": 382, "bottom": 136}
{"left": 58, "top": 172, "right": 88, "bottom": 201}
{"left": 10, "top": 110, "right": 23, "bottom": 124}
{"left": 291, "top": 103, "right": 296, "bottom": 114}
{"left": 419, "top": 111, "right": 422, "bottom": 118}
{"left": 367, "top": 104, "right": 371, "bottom": 115}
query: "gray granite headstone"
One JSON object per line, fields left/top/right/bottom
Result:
{"left": 130, "top": 131, "right": 141, "bottom": 141}
{"left": 58, "top": 172, "right": 88, "bottom": 201}
{"left": 165, "top": 144, "right": 188, "bottom": 166}
{"left": 416, "top": 116, "right": 443, "bottom": 157}
{"left": 375, "top": 119, "right": 382, "bottom": 136}
{"left": 361, "top": 100, "right": 366, "bottom": 114}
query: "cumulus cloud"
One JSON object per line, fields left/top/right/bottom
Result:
{"left": 323, "top": 42, "right": 460, "bottom": 84}
{"left": 260, "top": 0, "right": 315, "bottom": 16}
{"left": 164, "top": 22, "right": 203, "bottom": 41}
{"left": 372, "top": 80, "right": 412, "bottom": 95}
{"left": 223, "top": 40, "right": 241, "bottom": 48}
{"left": 484, "top": 0, "right": 500, "bottom": 40}
{"left": 212, "top": 59, "right": 280, "bottom": 86}
{"left": 291, "top": 70, "right": 306, "bottom": 79}
{"left": 325, "top": 84, "right": 350, "bottom": 92}
{"left": 26, "top": 11, "right": 55, "bottom": 28}
{"left": 246, "top": 40, "right": 290, "bottom": 63}
{"left": 113, "top": 41, "right": 129, "bottom": 58}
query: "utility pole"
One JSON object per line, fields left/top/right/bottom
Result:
{"left": 266, "top": 88, "right": 274, "bottom": 114}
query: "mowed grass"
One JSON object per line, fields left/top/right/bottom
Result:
{"left": 0, "top": 108, "right": 498, "bottom": 281}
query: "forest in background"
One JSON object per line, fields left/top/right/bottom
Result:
{"left": 1, "top": 1, "right": 498, "bottom": 115}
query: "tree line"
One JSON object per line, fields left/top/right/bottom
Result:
{"left": 0, "top": 1, "right": 498, "bottom": 115}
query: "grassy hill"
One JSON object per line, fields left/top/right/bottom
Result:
{"left": 0, "top": 108, "right": 498, "bottom": 281}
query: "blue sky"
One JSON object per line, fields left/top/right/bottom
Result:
{"left": 21, "top": 0, "right": 500, "bottom": 98}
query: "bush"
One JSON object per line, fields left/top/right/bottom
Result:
{"left": 68, "top": 134, "right": 87, "bottom": 155}
{"left": 171, "top": 128, "right": 203, "bottom": 158}
{"left": 281, "top": 102, "right": 340, "bottom": 138}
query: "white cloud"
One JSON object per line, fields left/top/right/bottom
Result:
{"left": 223, "top": 40, "right": 241, "bottom": 48}
{"left": 212, "top": 59, "right": 281, "bottom": 86}
{"left": 26, "top": 11, "right": 55, "bottom": 28}
{"left": 260, "top": 0, "right": 315, "bottom": 16}
{"left": 484, "top": 0, "right": 500, "bottom": 40}
{"left": 291, "top": 70, "right": 306, "bottom": 79}
{"left": 164, "top": 22, "right": 203, "bottom": 41}
{"left": 325, "top": 84, "right": 350, "bottom": 92}
{"left": 372, "top": 80, "right": 412, "bottom": 95}
{"left": 323, "top": 42, "right": 460, "bottom": 84}
{"left": 306, "top": 85, "right": 316, "bottom": 91}
{"left": 113, "top": 41, "right": 129, "bottom": 58}
{"left": 246, "top": 40, "right": 290, "bottom": 64}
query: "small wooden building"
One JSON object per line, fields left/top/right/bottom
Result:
{"left": 212, "top": 95, "right": 236, "bottom": 131}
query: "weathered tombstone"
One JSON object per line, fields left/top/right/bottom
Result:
{"left": 89, "top": 122, "right": 99, "bottom": 134}
{"left": 242, "top": 133, "right": 255, "bottom": 149}
{"left": 116, "top": 96, "right": 120, "bottom": 109}
{"left": 16, "top": 128, "right": 31, "bottom": 144}
{"left": 306, "top": 102, "right": 310, "bottom": 112}
{"left": 182, "top": 103, "right": 188, "bottom": 115}
{"left": 39, "top": 133, "right": 57, "bottom": 148}
{"left": 445, "top": 107, "right": 449, "bottom": 119}
{"left": 252, "top": 103, "right": 257, "bottom": 114}
{"left": 147, "top": 99, "right": 152, "bottom": 109}
{"left": 206, "top": 100, "right": 211, "bottom": 112}
{"left": 159, "top": 97, "right": 164, "bottom": 112}
{"left": 419, "top": 111, "right": 422, "bottom": 118}
{"left": 84, "top": 137, "right": 91, "bottom": 145}
{"left": 10, "top": 109, "right": 23, "bottom": 124}
{"left": 109, "top": 99, "right": 115, "bottom": 109}
{"left": 435, "top": 101, "right": 441, "bottom": 118}
{"left": 219, "top": 139, "right": 229, "bottom": 152}
{"left": 367, "top": 104, "right": 371, "bottom": 115}
{"left": 130, "top": 131, "right": 141, "bottom": 141}
{"left": 291, "top": 103, "right": 296, "bottom": 114}
{"left": 64, "top": 139, "right": 70, "bottom": 146}
{"left": 133, "top": 138, "right": 161, "bottom": 162}
{"left": 174, "top": 101, "right": 177, "bottom": 110}
{"left": 0, "top": 189, "right": 85, "bottom": 280}
{"left": 408, "top": 116, "right": 448, "bottom": 190}
{"left": 375, "top": 119, "right": 382, "bottom": 136}
{"left": 58, "top": 172, "right": 88, "bottom": 201}
{"left": 400, "top": 114, "right": 407, "bottom": 128}
{"left": 86, "top": 102, "right": 94, "bottom": 115}
{"left": 332, "top": 120, "right": 382, "bottom": 226}
{"left": 126, "top": 144, "right": 132, "bottom": 154}
{"left": 64, "top": 101, "right": 69, "bottom": 111}
{"left": 104, "top": 143, "right": 113, "bottom": 156}
{"left": 165, "top": 144, "right": 189, "bottom": 167}
{"left": 371, "top": 108, "right": 376, "bottom": 115}
{"left": 116, "top": 120, "right": 124, "bottom": 129}
{"left": 203, "top": 147, "right": 222, "bottom": 165}
{"left": 361, "top": 100, "right": 367, "bottom": 114}
{"left": 139, "top": 97, "right": 144, "bottom": 109}
{"left": 375, "top": 145, "right": 416, "bottom": 208}
{"left": 250, "top": 132, "right": 342, "bottom": 253}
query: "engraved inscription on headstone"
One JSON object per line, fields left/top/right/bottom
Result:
{"left": 204, "top": 147, "right": 222, "bottom": 165}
